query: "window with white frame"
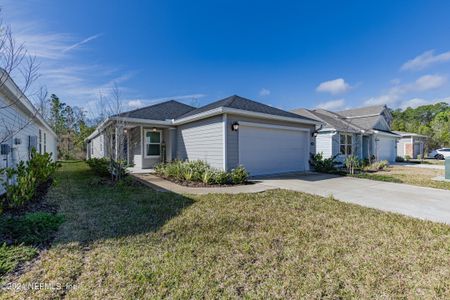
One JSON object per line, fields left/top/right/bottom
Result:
{"left": 340, "top": 133, "right": 352, "bottom": 156}
{"left": 144, "top": 130, "right": 161, "bottom": 157}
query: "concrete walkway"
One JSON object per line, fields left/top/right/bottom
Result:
{"left": 133, "top": 172, "right": 450, "bottom": 224}
{"left": 132, "top": 173, "right": 276, "bottom": 194}
{"left": 258, "top": 173, "right": 450, "bottom": 224}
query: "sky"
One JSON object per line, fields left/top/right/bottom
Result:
{"left": 2, "top": 0, "right": 450, "bottom": 116}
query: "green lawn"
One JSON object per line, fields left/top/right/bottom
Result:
{"left": 1, "top": 161, "right": 450, "bottom": 299}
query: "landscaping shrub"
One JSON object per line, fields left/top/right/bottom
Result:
{"left": 155, "top": 160, "right": 248, "bottom": 185}
{"left": 344, "top": 155, "right": 361, "bottom": 175}
{"left": 395, "top": 156, "right": 405, "bottom": 162}
{"left": 0, "top": 150, "right": 58, "bottom": 211}
{"left": 364, "top": 160, "right": 390, "bottom": 171}
{"left": 405, "top": 155, "right": 411, "bottom": 161}
{"left": 213, "top": 170, "right": 230, "bottom": 185}
{"left": 309, "top": 153, "right": 338, "bottom": 173}
{"left": 230, "top": 166, "right": 249, "bottom": 184}
{"left": 86, "top": 158, "right": 110, "bottom": 177}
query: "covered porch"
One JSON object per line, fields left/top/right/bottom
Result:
{"left": 109, "top": 121, "right": 177, "bottom": 171}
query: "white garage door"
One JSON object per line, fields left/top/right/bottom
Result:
{"left": 239, "top": 123, "right": 308, "bottom": 176}
{"left": 377, "top": 136, "right": 396, "bottom": 162}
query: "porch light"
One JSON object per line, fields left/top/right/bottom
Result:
{"left": 231, "top": 122, "right": 239, "bottom": 131}
{"left": 152, "top": 127, "right": 157, "bottom": 132}
{"left": 123, "top": 128, "right": 128, "bottom": 134}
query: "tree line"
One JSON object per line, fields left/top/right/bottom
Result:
{"left": 391, "top": 102, "right": 450, "bottom": 150}
{"left": 44, "top": 94, "right": 96, "bottom": 160}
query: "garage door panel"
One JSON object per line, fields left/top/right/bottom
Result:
{"left": 239, "top": 125, "right": 307, "bottom": 175}
{"left": 377, "top": 137, "right": 396, "bottom": 162}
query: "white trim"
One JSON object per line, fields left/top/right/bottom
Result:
{"left": 143, "top": 129, "right": 162, "bottom": 158}
{"left": 223, "top": 114, "right": 227, "bottom": 171}
{"left": 238, "top": 121, "right": 311, "bottom": 132}
{"left": 112, "top": 116, "right": 172, "bottom": 125}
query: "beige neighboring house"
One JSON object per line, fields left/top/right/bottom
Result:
{"left": 393, "top": 131, "right": 427, "bottom": 159}
{"left": 86, "top": 95, "right": 321, "bottom": 176}
{"left": 0, "top": 69, "right": 58, "bottom": 176}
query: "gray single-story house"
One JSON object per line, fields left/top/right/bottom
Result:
{"left": 393, "top": 131, "right": 427, "bottom": 159}
{"left": 86, "top": 95, "right": 321, "bottom": 175}
{"left": 293, "top": 105, "right": 400, "bottom": 163}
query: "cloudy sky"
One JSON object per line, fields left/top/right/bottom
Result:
{"left": 2, "top": 0, "right": 450, "bottom": 114}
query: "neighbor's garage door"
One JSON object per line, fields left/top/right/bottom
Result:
{"left": 238, "top": 123, "right": 308, "bottom": 176}
{"left": 377, "top": 136, "right": 397, "bottom": 162}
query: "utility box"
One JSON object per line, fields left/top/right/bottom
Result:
{"left": 446, "top": 157, "right": 450, "bottom": 180}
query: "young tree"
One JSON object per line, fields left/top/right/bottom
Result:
{"left": 0, "top": 9, "right": 43, "bottom": 145}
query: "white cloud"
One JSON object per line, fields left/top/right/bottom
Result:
{"left": 62, "top": 34, "right": 102, "bottom": 53}
{"left": 401, "top": 50, "right": 450, "bottom": 71}
{"left": 316, "top": 78, "right": 350, "bottom": 95}
{"left": 259, "top": 88, "right": 270, "bottom": 96}
{"left": 127, "top": 99, "right": 144, "bottom": 109}
{"left": 365, "top": 74, "right": 446, "bottom": 106}
{"left": 414, "top": 74, "right": 446, "bottom": 91}
{"left": 315, "top": 99, "right": 346, "bottom": 110}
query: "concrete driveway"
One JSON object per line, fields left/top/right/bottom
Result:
{"left": 257, "top": 173, "right": 450, "bottom": 224}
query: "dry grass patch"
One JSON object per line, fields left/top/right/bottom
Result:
{"left": 376, "top": 165, "right": 450, "bottom": 190}
{"left": 1, "top": 162, "right": 450, "bottom": 299}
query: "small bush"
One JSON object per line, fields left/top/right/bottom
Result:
{"left": 365, "top": 160, "right": 390, "bottom": 171}
{"left": 395, "top": 156, "right": 405, "bottom": 162}
{"left": 344, "top": 155, "right": 361, "bottom": 175}
{"left": 86, "top": 158, "right": 110, "bottom": 177}
{"left": 405, "top": 155, "right": 411, "bottom": 161}
{"left": 213, "top": 171, "right": 230, "bottom": 185}
{"left": 1, "top": 212, "right": 64, "bottom": 245}
{"left": 310, "top": 153, "right": 338, "bottom": 173}
{"left": 0, "top": 150, "right": 58, "bottom": 211}
{"left": 230, "top": 166, "right": 249, "bottom": 184}
{"left": 155, "top": 160, "right": 248, "bottom": 185}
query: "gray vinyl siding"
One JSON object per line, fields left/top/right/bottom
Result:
{"left": 0, "top": 94, "right": 57, "bottom": 194}
{"left": 226, "top": 114, "right": 315, "bottom": 171}
{"left": 315, "top": 133, "right": 333, "bottom": 158}
{"left": 177, "top": 115, "right": 224, "bottom": 170}
{"left": 90, "top": 133, "right": 105, "bottom": 159}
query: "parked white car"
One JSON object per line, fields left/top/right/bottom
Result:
{"left": 429, "top": 148, "right": 450, "bottom": 160}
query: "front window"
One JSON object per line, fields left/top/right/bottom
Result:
{"left": 145, "top": 130, "right": 161, "bottom": 157}
{"left": 340, "top": 134, "right": 353, "bottom": 156}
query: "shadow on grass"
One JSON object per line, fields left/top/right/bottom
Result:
{"left": 50, "top": 162, "right": 195, "bottom": 245}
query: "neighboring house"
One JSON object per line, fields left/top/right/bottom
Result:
{"left": 393, "top": 131, "right": 427, "bottom": 159}
{"left": 0, "top": 69, "right": 58, "bottom": 172}
{"left": 86, "top": 95, "right": 320, "bottom": 175}
{"left": 293, "top": 105, "right": 400, "bottom": 163}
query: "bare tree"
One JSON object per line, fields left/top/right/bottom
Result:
{"left": 93, "top": 83, "right": 129, "bottom": 181}
{"left": 0, "top": 9, "right": 43, "bottom": 146}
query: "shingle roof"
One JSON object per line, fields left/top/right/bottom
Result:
{"left": 177, "top": 95, "right": 318, "bottom": 122}
{"left": 115, "top": 100, "right": 196, "bottom": 120}
{"left": 337, "top": 105, "right": 386, "bottom": 117}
